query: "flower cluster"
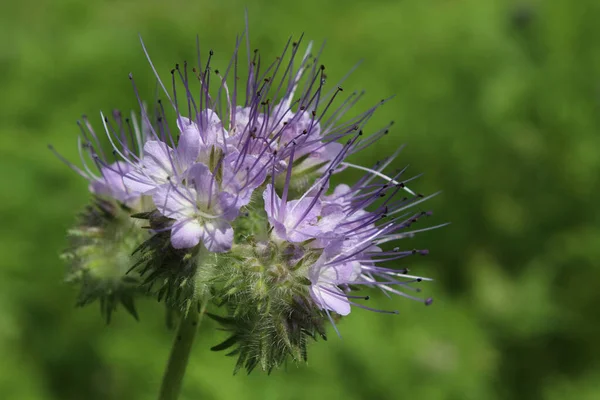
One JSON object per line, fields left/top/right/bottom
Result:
{"left": 54, "top": 33, "right": 441, "bottom": 372}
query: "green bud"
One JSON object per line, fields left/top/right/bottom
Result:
{"left": 62, "top": 198, "right": 148, "bottom": 323}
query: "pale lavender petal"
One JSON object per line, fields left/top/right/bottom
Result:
{"left": 143, "top": 140, "right": 174, "bottom": 176}
{"left": 176, "top": 119, "right": 201, "bottom": 168}
{"left": 262, "top": 184, "right": 281, "bottom": 222}
{"left": 277, "top": 110, "right": 321, "bottom": 147}
{"left": 286, "top": 224, "right": 321, "bottom": 243}
{"left": 314, "top": 211, "right": 345, "bottom": 246}
{"left": 152, "top": 183, "right": 196, "bottom": 220}
{"left": 89, "top": 161, "right": 132, "bottom": 202}
{"left": 287, "top": 197, "right": 321, "bottom": 226}
{"left": 123, "top": 170, "right": 159, "bottom": 195}
{"left": 222, "top": 153, "right": 266, "bottom": 207}
{"left": 310, "top": 284, "right": 351, "bottom": 316}
{"left": 201, "top": 108, "right": 222, "bottom": 127}
{"left": 217, "top": 192, "right": 239, "bottom": 221}
{"left": 187, "top": 163, "right": 218, "bottom": 206}
{"left": 315, "top": 141, "right": 343, "bottom": 163}
{"left": 272, "top": 220, "right": 288, "bottom": 242}
{"left": 171, "top": 220, "right": 203, "bottom": 249}
{"left": 199, "top": 219, "right": 233, "bottom": 253}
{"left": 332, "top": 184, "right": 351, "bottom": 197}
{"left": 199, "top": 109, "right": 227, "bottom": 147}
{"left": 322, "top": 262, "right": 361, "bottom": 284}
{"left": 176, "top": 116, "right": 194, "bottom": 133}
{"left": 263, "top": 184, "right": 322, "bottom": 242}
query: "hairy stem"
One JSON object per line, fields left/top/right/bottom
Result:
{"left": 158, "top": 305, "right": 205, "bottom": 400}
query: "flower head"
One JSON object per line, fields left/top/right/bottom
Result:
{"left": 53, "top": 26, "right": 444, "bottom": 374}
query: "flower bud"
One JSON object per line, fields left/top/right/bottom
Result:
{"left": 62, "top": 198, "right": 148, "bottom": 322}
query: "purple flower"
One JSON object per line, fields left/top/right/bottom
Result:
{"left": 89, "top": 161, "right": 138, "bottom": 205}
{"left": 55, "top": 30, "right": 441, "bottom": 320}
{"left": 54, "top": 28, "right": 445, "bottom": 376}
{"left": 153, "top": 163, "right": 237, "bottom": 251}
{"left": 263, "top": 183, "right": 322, "bottom": 243}
{"left": 123, "top": 126, "right": 200, "bottom": 195}
{"left": 222, "top": 152, "right": 267, "bottom": 208}
{"left": 309, "top": 244, "right": 361, "bottom": 316}
{"left": 176, "top": 110, "right": 230, "bottom": 164}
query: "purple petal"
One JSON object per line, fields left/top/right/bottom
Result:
{"left": 310, "top": 284, "right": 351, "bottom": 316}
{"left": 152, "top": 183, "right": 195, "bottom": 220}
{"left": 217, "top": 192, "right": 239, "bottom": 221}
{"left": 187, "top": 163, "right": 218, "bottom": 207}
{"left": 176, "top": 118, "right": 201, "bottom": 168}
{"left": 199, "top": 219, "right": 233, "bottom": 253}
{"left": 89, "top": 161, "right": 134, "bottom": 203}
{"left": 263, "top": 184, "right": 281, "bottom": 222}
{"left": 171, "top": 220, "right": 202, "bottom": 249}
{"left": 176, "top": 116, "right": 193, "bottom": 133}
{"left": 199, "top": 109, "right": 227, "bottom": 146}
{"left": 263, "top": 184, "right": 322, "bottom": 242}
{"left": 222, "top": 153, "right": 266, "bottom": 208}
{"left": 323, "top": 261, "right": 362, "bottom": 283}
{"left": 123, "top": 170, "right": 159, "bottom": 195}
{"left": 143, "top": 140, "right": 174, "bottom": 176}
{"left": 287, "top": 197, "right": 321, "bottom": 225}
{"left": 286, "top": 197, "right": 322, "bottom": 241}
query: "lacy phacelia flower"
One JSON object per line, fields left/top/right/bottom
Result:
{"left": 53, "top": 31, "right": 443, "bottom": 373}
{"left": 153, "top": 163, "right": 238, "bottom": 251}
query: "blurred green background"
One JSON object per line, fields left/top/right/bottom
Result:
{"left": 1, "top": 0, "right": 599, "bottom": 399}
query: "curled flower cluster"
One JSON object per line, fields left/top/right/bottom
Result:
{"left": 54, "top": 32, "right": 441, "bottom": 372}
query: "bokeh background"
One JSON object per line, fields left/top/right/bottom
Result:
{"left": 1, "top": 0, "right": 599, "bottom": 399}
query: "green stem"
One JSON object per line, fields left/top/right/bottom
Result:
{"left": 158, "top": 305, "right": 205, "bottom": 400}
